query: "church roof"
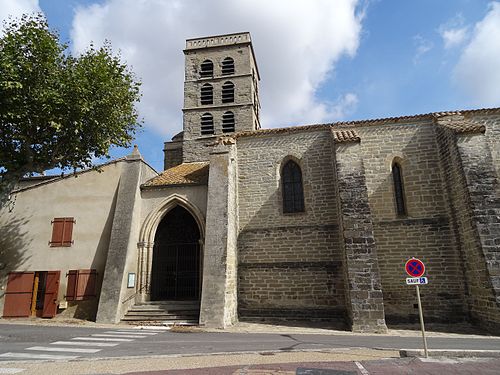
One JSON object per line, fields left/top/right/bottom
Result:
{"left": 142, "top": 162, "right": 209, "bottom": 188}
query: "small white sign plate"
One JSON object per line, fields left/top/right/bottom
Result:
{"left": 406, "top": 277, "right": 428, "bottom": 285}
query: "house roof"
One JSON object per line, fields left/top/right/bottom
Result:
{"left": 142, "top": 162, "right": 209, "bottom": 188}
{"left": 233, "top": 107, "right": 500, "bottom": 139}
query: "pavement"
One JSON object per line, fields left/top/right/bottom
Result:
{"left": 1, "top": 317, "right": 499, "bottom": 375}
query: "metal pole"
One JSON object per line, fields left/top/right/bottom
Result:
{"left": 416, "top": 285, "right": 428, "bottom": 358}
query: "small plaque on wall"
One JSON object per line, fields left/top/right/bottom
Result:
{"left": 127, "top": 273, "right": 136, "bottom": 288}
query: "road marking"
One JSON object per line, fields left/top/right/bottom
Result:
{"left": 26, "top": 346, "right": 101, "bottom": 354}
{"left": 51, "top": 341, "right": 119, "bottom": 347}
{"left": 0, "top": 369, "right": 25, "bottom": 374}
{"left": 91, "top": 334, "right": 145, "bottom": 338}
{"left": 72, "top": 337, "right": 133, "bottom": 342}
{"left": 0, "top": 353, "right": 79, "bottom": 360}
{"left": 355, "top": 361, "right": 369, "bottom": 375}
{"left": 108, "top": 331, "right": 158, "bottom": 335}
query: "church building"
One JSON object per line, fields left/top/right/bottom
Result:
{"left": 1, "top": 32, "right": 499, "bottom": 333}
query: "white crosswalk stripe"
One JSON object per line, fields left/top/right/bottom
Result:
{"left": 72, "top": 336, "right": 133, "bottom": 342}
{"left": 0, "top": 353, "right": 79, "bottom": 360}
{"left": 0, "top": 369, "right": 25, "bottom": 374}
{"left": 108, "top": 331, "right": 158, "bottom": 335}
{"left": 51, "top": 341, "right": 118, "bottom": 347}
{"left": 26, "top": 346, "right": 101, "bottom": 354}
{"left": 91, "top": 334, "right": 146, "bottom": 338}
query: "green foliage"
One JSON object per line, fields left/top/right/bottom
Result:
{"left": 0, "top": 13, "right": 141, "bottom": 200}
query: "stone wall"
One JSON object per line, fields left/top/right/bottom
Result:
{"left": 358, "top": 122, "right": 467, "bottom": 323}
{"left": 434, "top": 113, "right": 500, "bottom": 331}
{"left": 236, "top": 130, "right": 346, "bottom": 322}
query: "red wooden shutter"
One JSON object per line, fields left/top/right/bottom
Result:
{"left": 50, "top": 218, "right": 65, "bottom": 246}
{"left": 3, "top": 272, "right": 35, "bottom": 317}
{"left": 42, "top": 271, "right": 60, "bottom": 318}
{"left": 62, "top": 218, "right": 74, "bottom": 246}
{"left": 66, "top": 270, "right": 77, "bottom": 301}
{"left": 75, "top": 269, "right": 97, "bottom": 300}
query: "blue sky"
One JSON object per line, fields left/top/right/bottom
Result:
{"left": 2, "top": 0, "right": 499, "bottom": 172}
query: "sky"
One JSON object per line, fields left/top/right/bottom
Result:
{"left": 1, "top": 0, "right": 500, "bottom": 172}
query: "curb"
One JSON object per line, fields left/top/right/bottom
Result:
{"left": 400, "top": 349, "right": 500, "bottom": 358}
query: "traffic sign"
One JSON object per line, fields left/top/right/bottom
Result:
{"left": 405, "top": 258, "right": 425, "bottom": 277}
{"left": 406, "top": 277, "right": 428, "bottom": 285}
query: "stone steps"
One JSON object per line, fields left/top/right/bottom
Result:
{"left": 122, "top": 301, "right": 200, "bottom": 325}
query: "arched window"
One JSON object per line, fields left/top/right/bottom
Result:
{"left": 282, "top": 160, "right": 305, "bottom": 213}
{"left": 392, "top": 162, "right": 407, "bottom": 216}
{"left": 222, "top": 111, "right": 235, "bottom": 133}
{"left": 221, "top": 57, "right": 234, "bottom": 75}
{"left": 200, "top": 60, "right": 213, "bottom": 77}
{"left": 222, "top": 81, "right": 234, "bottom": 103}
{"left": 200, "top": 83, "right": 213, "bottom": 105}
{"left": 200, "top": 113, "right": 214, "bottom": 135}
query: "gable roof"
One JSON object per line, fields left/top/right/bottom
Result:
{"left": 142, "top": 162, "right": 209, "bottom": 188}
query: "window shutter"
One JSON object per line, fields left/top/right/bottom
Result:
{"left": 62, "top": 218, "right": 74, "bottom": 246}
{"left": 75, "top": 269, "right": 97, "bottom": 300}
{"left": 50, "top": 218, "right": 65, "bottom": 246}
{"left": 66, "top": 270, "right": 77, "bottom": 301}
{"left": 50, "top": 217, "right": 75, "bottom": 247}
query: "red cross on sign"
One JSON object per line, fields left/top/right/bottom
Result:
{"left": 405, "top": 258, "right": 425, "bottom": 278}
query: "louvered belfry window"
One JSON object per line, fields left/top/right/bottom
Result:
{"left": 201, "top": 113, "right": 214, "bottom": 135}
{"left": 222, "top": 111, "right": 235, "bottom": 132}
{"left": 50, "top": 217, "right": 75, "bottom": 247}
{"left": 200, "top": 83, "right": 213, "bottom": 105}
{"left": 222, "top": 81, "right": 235, "bottom": 103}
{"left": 200, "top": 59, "right": 214, "bottom": 77}
{"left": 221, "top": 57, "right": 235, "bottom": 75}
{"left": 282, "top": 160, "right": 305, "bottom": 213}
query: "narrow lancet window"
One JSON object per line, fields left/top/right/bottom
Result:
{"left": 282, "top": 160, "right": 305, "bottom": 213}
{"left": 392, "top": 162, "right": 407, "bottom": 216}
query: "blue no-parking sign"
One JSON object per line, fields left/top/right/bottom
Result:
{"left": 405, "top": 258, "right": 425, "bottom": 278}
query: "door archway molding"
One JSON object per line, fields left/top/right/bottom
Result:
{"left": 137, "top": 194, "right": 205, "bottom": 302}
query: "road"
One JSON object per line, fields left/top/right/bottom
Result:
{"left": 0, "top": 323, "right": 499, "bottom": 362}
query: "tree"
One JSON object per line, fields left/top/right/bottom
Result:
{"left": 0, "top": 14, "right": 141, "bottom": 202}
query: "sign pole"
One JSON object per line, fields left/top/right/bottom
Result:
{"left": 415, "top": 284, "right": 428, "bottom": 358}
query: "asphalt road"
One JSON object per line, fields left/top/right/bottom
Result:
{"left": 0, "top": 323, "right": 499, "bottom": 362}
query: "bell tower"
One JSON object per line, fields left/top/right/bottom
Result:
{"left": 164, "top": 32, "right": 261, "bottom": 168}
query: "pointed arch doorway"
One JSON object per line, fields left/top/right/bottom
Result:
{"left": 151, "top": 206, "right": 201, "bottom": 301}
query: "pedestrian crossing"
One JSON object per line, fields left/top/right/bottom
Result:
{"left": 0, "top": 328, "right": 165, "bottom": 367}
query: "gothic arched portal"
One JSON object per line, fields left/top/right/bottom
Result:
{"left": 150, "top": 206, "right": 201, "bottom": 301}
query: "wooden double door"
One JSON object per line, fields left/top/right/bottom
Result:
{"left": 2, "top": 271, "right": 60, "bottom": 318}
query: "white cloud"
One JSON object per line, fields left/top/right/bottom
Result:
{"left": 413, "top": 34, "right": 433, "bottom": 64}
{"left": 440, "top": 27, "right": 468, "bottom": 49}
{"left": 439, "top": 14, "right": 468, "bottom": 49}
{"left": 71, "top": 0, "right": 364, "bottom": 136}
{"left": 453, "top": 2, "right": 500, "bottom": 106}
{"left": 0, "top": 0, "right": 41, "bottom": 28}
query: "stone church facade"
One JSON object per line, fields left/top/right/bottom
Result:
{"left": 1, "top": 32, "right": 499, "bottom": 333}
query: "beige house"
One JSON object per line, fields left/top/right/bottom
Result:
{"left": 1, "top": 32, "right": 499, "bottom": 333}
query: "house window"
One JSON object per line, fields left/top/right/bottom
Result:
{"left": 282, "top": 160, "right": 304, "bottom": 213}
{"left": 221, "top": 57, "right": 235, "bottom": 75}
{"left": 50, "top": 217, "right": 75, "bottom": 247}
{"left": 200, "top": 59, "right": 213, "bottom": 77}
{"left": 222, "top": 81, "right": 235, "bottom": 103}
{"left": 392, "top": 162, "right": 407, "bottom": 216}
{"left": 200, "top": 83, "right": 213, "bottom": 105}
{"left": 222, "top": 111, "right": 235, "bottom": 132}
{"left": 66, "top": 269, "right": 97, "bottom": 301}
{"left": 201, "top": 113, "right": 214, "bottom": 135}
